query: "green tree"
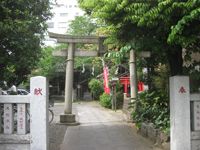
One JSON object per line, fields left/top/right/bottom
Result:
{"left": 66, "top": 15, "right": 104, "bottom": 83}
{"left": 0, "top": 0, "right": 53, "bottom": 86}
{"left": 38, "top": 45, "right": 67, "bottom": 80}
{"left": 22, "top": 44, "right": 67, "bottom": 89}
{"left": 79, "top": 0, "right": 200, "bottom": 77}
{"left": 67, "top": 16, "right": 98, "bottom": 35}
{"left": 88, "top": 78, "right": 104, "bottom": 99}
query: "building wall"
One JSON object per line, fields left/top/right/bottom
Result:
{"left": 44, "top": 0, "right": 85, "bottom": 46}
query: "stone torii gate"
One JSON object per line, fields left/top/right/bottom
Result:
{"left": 49, "top": 32, "right": 150, "bottom": 124}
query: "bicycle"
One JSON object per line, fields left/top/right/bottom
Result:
{"left": 49, "top": 104, "right": 54, "bottom": 123}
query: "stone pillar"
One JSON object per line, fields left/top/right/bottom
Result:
{"left": 30, "top": 76, "right": 49, "bottom": 150}
{"left": 170, "top": 76, "right": 190, "bottom": 150}
{"left": 129, "top": 50, "right": 138, "bottom": 107}
{"left": 4, "top": 104, "right": 14, "bottom": 134}
{"left": 191, "top": 93, "right": 200, "bottom": 149}
{"left": 17, "top": 104, "right": 27, "bottom": 134}
{"left": 60, "top": 43, "right": 77, "bottom": 124}
{"left": 64, "top": 43, "right": 74, "bottom": 114}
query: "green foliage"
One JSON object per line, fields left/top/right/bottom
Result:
{"left": 167, "top": 0, "right": 200, "bottom": 46}
{"left": 0, "top": 0, "right": 53, "bottom": 85}
{"left": 116, "top": 92, "right": 123, "bottom": 108}
{"left": 129, "top": 90, "right": 170, "bottom": 133}
{"left": 88, "top": 79, "right": 104, "bottom": 99}
{"left": 66, "top": 15, "right": 104, "bottom": 83}
{"left": 100, "top": 92, "right": 112, "bottom": 108}
{"left": 10, "top": 91, "right": 17, "bottom": 95}
{"left": 100, "top": 91, "right": 123, "bottom": 109}
{"left": 22, "top": 71, "right": 42, "bottom": 90}
{"left": 152, "top": 64, "right": 170, "bottom": 91}
{"left": 67, "top": 16, "right": 98, "bottom": 36}
{"left": 79, "top": 0, "right": 200, "bottom": 78}
{"left": 107, "top": 43, "right": 141, "bottom": 65}
{"left": 38, "top": 45, "right": 67, "bottom": 80}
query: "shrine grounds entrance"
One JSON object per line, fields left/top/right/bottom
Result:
{"left": 49, "top": 32, "right": 200, "bottom": 149}
{"left": 49, "top": 32, "right": 150, "bottom": 125}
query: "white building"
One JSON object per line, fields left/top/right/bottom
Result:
{"left": 44, "top": 0, "right": 85, "bottom": 46}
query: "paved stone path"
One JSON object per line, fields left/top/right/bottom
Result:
{"left": 61, "top": 102, "right": 155, "bottom": 150}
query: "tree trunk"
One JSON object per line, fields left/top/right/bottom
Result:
{"left": 167, "top": 45, "right": 183, "bottom": 76}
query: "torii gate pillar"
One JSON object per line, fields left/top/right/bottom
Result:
{"left": 60, "top": 43, "right": 77, "bottom": 123}
{"left": 129, "top": 50, "right": 138, "bottom": 100}
{"left": 49, "top": 32, "right": 109, "bottom": 125}
{"left": 129, "top": 49, "right": 150, "bottom": 109}
{"left": 64, "top": 43, "right": 74, "bottom": 114}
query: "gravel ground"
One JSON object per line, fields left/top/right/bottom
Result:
{"left": 49, "top": 102, "right": 68, "bottom": 150}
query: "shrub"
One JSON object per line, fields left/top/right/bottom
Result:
{"left": 116, "top": 92, "right": 123, "bottom": 108}
{"left": 100, "top": 93, "right": 111, "bottom": 108}
{"left": 100, "top": 92, "right": 123, "bottom": 109}
{"left": 88, "top": 79, "right": 104, "bottom": 99}
{"left": 129, "top": 90, "right": 170, "bottom": 133}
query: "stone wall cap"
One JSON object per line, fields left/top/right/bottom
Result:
{"left": 190, "top": 93, "right": 200, "bottom": 101}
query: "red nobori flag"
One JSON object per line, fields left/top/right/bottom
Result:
{"left": 103, "top": 68, "right": 110, "bottom": 94}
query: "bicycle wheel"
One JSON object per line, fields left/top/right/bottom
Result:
{"left": 49, "top": 109, "right": 54, "bottom": 123}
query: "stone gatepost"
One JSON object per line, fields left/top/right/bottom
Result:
{"left": 30, "top": 76, "right": 49, "bottom": 150}
{"left": 190, "top": 93, "right": 200, "bottom": 149}
{"left": 170, "top": 76, "right": 190, "bottom": 150}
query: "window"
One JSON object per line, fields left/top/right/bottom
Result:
{"left": 69, "top": 5, "right": 72, "bottom": 8}
{"left": 58, "top": 22, "right": 67, "bottom": 28}
{"left": 60, "top": 13, "right": 68, "bottom": 17}
{"left": 74, "top": 5, "right": 77, "bottom": 8}
{"left": 47, "top": 22, "right": 54, "bottom": 28}
{"left": 75, "top": 12, "right": 79, "bottom": 16}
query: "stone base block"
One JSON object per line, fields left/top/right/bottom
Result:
{"left": 148, "top": 123, "right": 161, "bottom": 144}
{"left": 60, "top": 113, "right": 76, "bottom": 123}
{"left": 141, "top": 122, "right": 148, "bottom": 138}
{"left": 56, "top": 121, "right": 80, "bottom": 126}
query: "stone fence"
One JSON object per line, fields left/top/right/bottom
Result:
{"left": 0, "top": 76, "right": 49, "bottom": 150}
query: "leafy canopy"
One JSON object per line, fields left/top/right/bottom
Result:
{"left": 79, "top": 0, "right": 200, "bottom": 77}
{"left": 0, "top": 0, "right": 53, "bottom": 86}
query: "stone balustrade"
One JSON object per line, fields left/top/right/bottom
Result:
{"left": 0, "top": 76, "right": 49, "bottom": 150}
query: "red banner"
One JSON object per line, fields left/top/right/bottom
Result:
{"left": 103, "top": 68, "right": 110, "bottom": 94}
